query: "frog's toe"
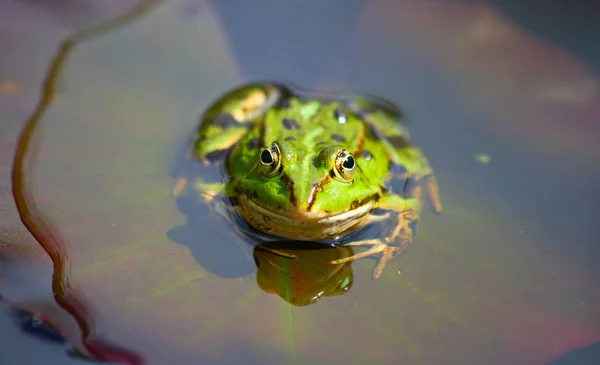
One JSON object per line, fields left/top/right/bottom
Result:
{"left": 172, "top": 177, "right": 188, "bottom": 197}
{"left": 389, "top": 209, "right": 419, "bottom": 244}
{"left": 425, "top": 175, "right": 442, "bottom": 214}
{"left": 405, "top": 174, "right": 442, "bottom": 214}
{"left": 330, "top": 241, "right": 400, "bottom": 279}
{"left": 371, "top": 245, "right": 400, "bottom": 279}
{"left": 331, "top": 240, "right": 384, "bottom": 265}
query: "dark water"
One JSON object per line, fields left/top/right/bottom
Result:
{"left": 1, "top": 1, "right": 599, "bottom": 364}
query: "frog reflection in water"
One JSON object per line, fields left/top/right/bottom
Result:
{"left": 175, "top": 83, "right": 442, "bottom": 279}
{"left": 254, "top": 242, "right": 355, "bottom": 306}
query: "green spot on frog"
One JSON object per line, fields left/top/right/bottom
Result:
{"left": 299, "top": 101, "right": 320, "bottom": 119}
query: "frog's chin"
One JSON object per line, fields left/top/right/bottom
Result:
{"left": 238, "top": 196, "right": 375, "bottom": 241}
{"left": 246, "top": 197, "right": 368, "bottom": 221}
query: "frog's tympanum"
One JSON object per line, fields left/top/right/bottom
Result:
{"left": 177, "top": 83, "right": 442, "bottom": 279}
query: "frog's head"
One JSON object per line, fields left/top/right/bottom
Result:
{"left": 236, "top": 100, "right": 382, "bottom": 221}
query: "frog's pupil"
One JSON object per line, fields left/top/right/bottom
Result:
{"left": 261, "top": 149, "right": 273, "bottom": 164}
{"left": 343, "top": 156, "right": 355, "bottom": 169}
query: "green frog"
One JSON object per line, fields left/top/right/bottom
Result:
{"left": 175, "top": 83, "right": 442, "bottom": 279}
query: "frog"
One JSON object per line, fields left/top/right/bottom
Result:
{"left": 175, "top": 82, "right": 442, "bottom": 279}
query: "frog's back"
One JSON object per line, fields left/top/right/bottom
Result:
{"left": 228, "top": 98, "right": 369, "bottom": 178}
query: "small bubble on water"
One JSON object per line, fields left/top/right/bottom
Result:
{"left": 475, "top": 153, "right": 491, "bottom": 164}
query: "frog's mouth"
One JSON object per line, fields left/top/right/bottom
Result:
{"left": 245, "top": 196, "right": 374, "bottom": 224}
{"left": 239, "top": 196, "right": 378, "bottom": 241}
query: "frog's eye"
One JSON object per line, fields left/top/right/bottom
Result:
{"left": 333, "top": 148, "right": 356, "bottom": 182}
{"left": 259, "top": 143, "right": 282, "bottom": 177}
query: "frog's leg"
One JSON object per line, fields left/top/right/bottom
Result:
{"left": 172, "top": 83, "right": 286, "bottom": 196}
{"left": 195, "top": 182, "right": 226, "bottom": 204}
{"left": 388, "top": 147, "right": 442, "bottom": 214}
{"left": 195, "top": 83, "right": 285, "bottom": 163}
{"left": 331, "top": 98, "right": 442, "bottom": 278}
{"left": 331, "top": 194, "right": 423, "bottom": 279}
{"left": 346, "top": 98, "right": 442, "bottom": 213}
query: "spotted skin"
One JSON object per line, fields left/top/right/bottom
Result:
{"left": 178, "top": 82, "right": 442, "bottom": 279}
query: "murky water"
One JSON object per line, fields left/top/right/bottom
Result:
{"left": 1, "top": 1, "right": 599, "bottom": 364}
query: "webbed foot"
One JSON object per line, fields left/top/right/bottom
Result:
{"left": 330, "top": 206, "right": 419, "bottom": 279}
{"left": 330, "top": 239, "right": 402, "bottom": 279}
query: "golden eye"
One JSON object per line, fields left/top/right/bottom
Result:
{"left": 259, "top": 143, "right": 282, "bottom": 177}
{"left": 333, "top": 148, "right": 356, "bottom": 182}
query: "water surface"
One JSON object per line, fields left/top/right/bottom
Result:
{"left": 1, "top": 1, "right": 599, "bottom": 364}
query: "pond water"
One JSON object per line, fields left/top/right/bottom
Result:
{"left": 1, "top": 1, "right": 599, "bottom": 364}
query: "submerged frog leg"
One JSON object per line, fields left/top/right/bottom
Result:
{"left": 195, "top": 182, "right": 226, "bottom": 204}
{"left": 331, "top": 239, "right": 386, "bottom": 260}
{"left": 379, "top": 194, "right": 423, "bottom": 244}
{"left": 331, "top": 195, "right": 422, "bottom": 279}
{"left": 171, "top": 176, "right": 189, "bottom": 196}
{"left": 331, "top": 239, "right": 398, "bottom": 280}
{"left": 387, "top": 145, "right": 442, "bottom": 213}
{"left": 423, "top": 175, "right": 442, "bottom": 214}
{"left": 393, "top": 151, "right": 443, "bottom": 214}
